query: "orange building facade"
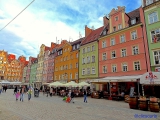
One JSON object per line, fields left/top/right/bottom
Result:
{"left": 54, "top": 39, "right": 82, "bottom": 83}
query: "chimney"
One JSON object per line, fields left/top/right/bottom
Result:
{"left": 85, "top": 25, "right": 92, "bottom": 37}
{"left": 103, "top": 15, "right": 109, "bottom": 27}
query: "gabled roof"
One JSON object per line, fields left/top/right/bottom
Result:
{"left": 81, "top": 26, "right": 104, "bottom": 46}
{"left": 127, "top": 8, "right": 140, "bottom": 19}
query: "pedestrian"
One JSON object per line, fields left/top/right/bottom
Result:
{"left": 46, "top": 87, "right": 50, "bottom": 97}
{"left": 15, "top": 90, "right": 20, "bottom": 101}
{"left": 20, "top": 86, "right": 25, "bottom": 102}
{"left": 50, "top": 87, "right": 53, "bottom": 97}
{"left": 13, "top": 86, "right": 18, "bottom": 95}
{"left": 0, "top": 84, "right": 2, "bottom": 94}
{"left": 83, "top": 90, "right": 87, "bottom": 103}
{"left": 27, "top": 87, "right": 32, "bottom": 101}
{"left": 70, "top": 90, "right": 75, "bottom": 103}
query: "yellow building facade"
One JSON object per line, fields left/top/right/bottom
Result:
{"left": 54, "top": 39, "right": 82, "bottom": 83}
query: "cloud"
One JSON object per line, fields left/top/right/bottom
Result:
{"left": 0, "top": 0, "right": 140, "bottom": 60}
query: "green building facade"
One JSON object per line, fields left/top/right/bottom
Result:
{"left": 143, "top": 0, "right": 160, "bottom": 71}
{"left": 30, "top": 59, "right": 38, "bottom": 86}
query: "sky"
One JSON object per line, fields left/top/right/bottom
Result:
{"left": 0, "top": 0, "right": 141, "bottom": 60}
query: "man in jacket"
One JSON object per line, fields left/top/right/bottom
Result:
{"left": 71, "top": 90, "right": 75, "bottom": 103}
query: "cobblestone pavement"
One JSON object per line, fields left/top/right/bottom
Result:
{"left": 0, "top": 89, "right": 159, "bottom": 120}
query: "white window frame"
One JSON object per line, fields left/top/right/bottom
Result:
{"left": 70, "top": 73, "right": 72, "bottom": 79}
{"left": 131, "top": 19, "right": 136, "bottom": 25}
{"left": 111, "top": 51, "right": 116, "bottom": 59}
{"left": 121, "top": 49, "right": 126, "bottom": 57}
{"left": 76, "top": 53, "right": 78, "bottom": 58}
{"left": 112, "top": 65, "right": 117, "bottom": 72}
{"left": 102, "top": 41, "right": 106, "bottom": 48}
{"left": 134, "top": 61, "right": 140, "bottom": 71}
{"left": 131, "top": 31, "right": 137, "bottom": 40}
{"left": 103, "top": 66, "right": 107, "bottom": 73}
{"left": 118, "top": 24, "right": 122, "bottom": 30}
{"left": 87, "top": 68, "right": 90, "bottom": 75}
{"left": 82, "top": 69, "right": 85, "bottom": 75}
{"left": 133, "top": 46, "right": 139, "bottom": 55}
{"left": 75, "top": 73, "right": 78, "bottom": 79}
{"left": 146, "top": 0, "right": 153, "bottom": 5}
{"left": 149, "top": 12, "right": 158, "bottom": 24}
{"left": 83, "top": 48, "right": 85, "bottom": 54}
{"left": 82, "top": 58, "right": 85, "bottom": 64}
{"left": 92, "top": 56, "right": 95, "bottom": 63}
{"left": 87, "top": 47, "right": 90, "bottom": 52}
{"left": 120, "top": 35, "right": 125, "bottom": 43}
{"left": 150, "top": 28, "right": 160, "bottom": 43}
{"left": 102, "top": 53, "right": 107, "bottom": 60}
{"left": 87, "top": 56, "right": 90, "bottom": 63}
{"left": 122, "top": 63, "right": 128, "bottom": 72}
{"left": 153, "top": 50, "right": 160, "bottom": 65}
{"left": 92, "top": 45, "right": 95, "bottom": 51}
{"left": 92, "top": 67, "right": 95, "bottom": 74}
{"left": 113, "top": 26, "right": 116, "bottom": 32}
{"left": 111, "top": 38, "right": 115, "bottom": 46}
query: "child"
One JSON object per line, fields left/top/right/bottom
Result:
{"left": 16, "top": 90, "right": 20, "bottom": 101}
{"left": 27, "top": 88, "right": 32, "bottom": 101}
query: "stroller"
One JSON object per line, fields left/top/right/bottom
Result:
{"left": 34, "top": 89, "right": 39, "bottom": 97}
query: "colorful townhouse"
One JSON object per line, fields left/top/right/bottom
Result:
{"left": 142, "top": 0, "right": 160, "bottom": 72}
{"left": 79, "top": 25, "right": 104, "bottom": 90}
{"left": 30, "top": 58, "right": 38, "bottom": 87}
{"left": 36, "top": 44, "right": 50, "bottom": 88}
{"left": 18, "top": 55, "right": 28, "bottom": 82}
{"left": 22, "top": 64, "right": 28, "bottom": 83}
{"left": 26, "top": 57, "right": 36, "bottom": 83}
{"left": 47, "top": 42, "right": 58, "bottom": 83}
{"left": 97, "top": 6, "right": 150, "bottom": 94}
{"left": 0, "top": 50, "right": 8, "bottom": 80}
{"left": 43, "top": 47, "right": 50, "bottom": 83}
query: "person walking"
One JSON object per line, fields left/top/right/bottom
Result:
{"left": 27, "top": 87, "right": 32, "bottom": 101}
{"left": 15, "top": 90, "right": 20, "bottom": 101}
{"left": 83, "top": 90, "right": 87, "bottom": 103}
{"left": 46, "top": 87, "right": 50, "bottom": 97}
{"left": 13, "top": 86, "right": 18, "bottom": 95}
{"left": 70, "top": 90, "right": 75, "bottom": 103}
{"left": 20, "top": 86, "right": 25, "bottom": 102}
{"left": 0, "top": 84, "right": 2, "bottom": 94}
{"left": 50, "top": 87, "right": 53, "bottom": 97}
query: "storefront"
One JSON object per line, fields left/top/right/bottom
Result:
{"left": 140, "top": 72, "right": 160, "bottom": 98}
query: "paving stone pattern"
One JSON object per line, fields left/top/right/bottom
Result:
{"left": 0, "top": 90, "right": 159, "bottom": 120}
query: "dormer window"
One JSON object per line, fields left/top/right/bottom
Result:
{"left": 103, "top": 30, "right": 106, "bottom": 35}
{"left": 115, "top": 16, "right": 118, "bottom": 21}
{"left": 131, "top": 18, "right": 136, "bottom": 25}
{"left": 73, "top": 45, "right": 75, "bottom": 50}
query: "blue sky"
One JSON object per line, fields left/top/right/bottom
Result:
{"left": 0, "top": 0, "right": 141, "bottom": 60}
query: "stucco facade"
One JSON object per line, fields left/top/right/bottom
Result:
{"left": 30, "top": 58, "right": 38, "bottom": 85}
{"left": 142, "top": 0, "right": 160, "bottom": 71}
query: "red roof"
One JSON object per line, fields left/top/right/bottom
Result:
{"left": 81, "top": 26, "right": 104, "bottom": 45}
{"left": 45, "top": 46, "right": 50, "bottom": 51}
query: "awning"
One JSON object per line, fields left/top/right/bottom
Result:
{"left": 140, "top": 72, "right": 160, "bottom": 85}
{"left": 90, "top": 75, "right": 142, "bottom": 83}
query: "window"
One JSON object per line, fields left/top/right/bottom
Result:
{"left": 73, "top": 45, "right": 75, "bottom": 50}
{"left": 103, "top": 30, "right": 106, "bottom": 35}
{"left": 92, "top": 67, "right": 95, "bottom": 74}
{"left": 146, "top": 0, "right": 153, "bottom": 5}
{"left": 92, "top": 56, "right": 95, "bottom": 63}
{"left": 131, "top": 31, "right": 137, "bottom": 40}
{"left": 82, "top": 58, "right": 85, "bottom": 64}
{"left": 115, "top": 16, "right": 118, "bottom": 21}
{"left": 102, "top": 53, "right": 107, "bottom": 60}
{"left": 87, "top": 68, "right": 90, "bottom": 74}
{"left": 75, "top": 73, "right": 78, "bottom": 79}
{"left": 133, "top": 46, "right": 139, "bottom": 55}
{"left": 151, "top": 28, "right": 160, "bottom": 43}
{"left": 118, "top": 24, "right": 122, "bottom": 30}
{"left": 149, "top": 12, "right": 158, "bottom": 24}
{"left": 87, "top": 57, "right": 90, "bottom": 63}
{"left": 70, "top": 73, "right": 72, "bottom": 79}
{"left": 103, "top": 66, "right": 107, "bottom": 73}
{"left": 113, "top": 26, "right": 116, "bottom": 31}
{"left": 87, "top": 47, "right": 90, "bottom": 52}
{"left": 111, "top": 38, "right": 115, "bottom": 46}
{"left": 92, "top": 45, "right": 95, "bottom": 51}
{"left": 122, "top": 63, "right": 128, "bottom": 72}
{"left": 83, "top": 48, "right": 85, "bottom": 54}
{"left": 111, "top": 51, "right": 116, "bottom": 58}
{"left": 121, "top": 49, "right": 126, "bottom": 57}
{"left": 70, "top": 64, "right": 72, "bottom": 69}
{"left": 77, "top": 44, "right": 80, "bottom": 49}
{"left": 102, "top": 41, "right": 106, "bottom": 48}
{"left": 82, "top": 69, "right": 85, "bottom": 75}
{"left": 131, "top": 19, "right": 136, "bottom": 25}
{"left": 76, "top": 53, "right": 78, "bottom": 58}
{"left": 154, "top": 50, "right": 160, "bottom": 65}
{"left": 76, "top": 63, "right": 78, "bottom": 68}
{"left": 134, "top": 61, "right": 140, "bottom": 70}
{"left": 112, "top": 65, "right": 117, "bottom": 72}
{"left": 120, "top": 35, "right": 125, "bottom": 43}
